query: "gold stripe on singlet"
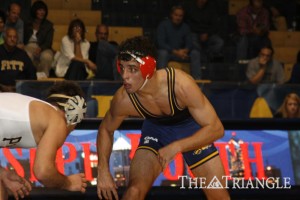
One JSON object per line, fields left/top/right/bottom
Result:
{"left": 131, "top": 93, "right": 157, "bottom": 118}
{"left": 128, "top": 93, "right": 145, "bottom": 118}
{"left": 166, "top": 67, "right": 175, "bottom": 116}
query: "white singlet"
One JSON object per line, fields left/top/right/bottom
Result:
{"left": 0, "top": 93, "right": 56, "bottom": 148}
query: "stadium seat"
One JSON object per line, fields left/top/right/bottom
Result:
{"left": 250, "top": 97, "right": 273, "bottom": 118}
{"left": 91, "top": 95, "right": 114, "bottom": 118}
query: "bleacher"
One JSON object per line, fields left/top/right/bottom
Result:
{"left": 29, "top": 0, "right": 300, "bottom": 81}
{"left": 16, "top": 0, "right": 300, "bottom": 117}
{"left": 269, "top": 31, "right": 300, "bottom": 81}
{"left": 32, "top": 0, "right": 144, "bottom": 51}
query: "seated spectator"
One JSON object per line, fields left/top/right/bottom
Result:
{"left": 0, "top": 10, "right": 5, "bottom": 45}
{"left": 89, "top": 24, "right": 119, "bottom": 80}
{"left": 246, "top": 45, "right": 284, "bottom": 84}
{"left": 236, "top": 0, "right": 272, "bottom": 61}
{"left": 0, "top": 27, "right": 37, "bottom": 91}
{"left": 274, "top": 93, "right": 300, "bottom": 118}
{"left": 185, "top": 0, "right": 224, "bottom": 63}
{"left": 288, "top": 50, "right": 300, "bottom": 84}
{"left": 24, "top": 1, "right": 54, "bottom": 78}
{"left": 4, "top": 2, "right": 24, "bottom": 49}
{"left": 156, "top": 5, "right": 201, "bottom": 79}
{"left": 54, "top": 19, "right": 96, "bottom": 80}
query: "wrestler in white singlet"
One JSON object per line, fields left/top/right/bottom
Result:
{"left": 0, "top": 93, "right": 56, "bottom": 148}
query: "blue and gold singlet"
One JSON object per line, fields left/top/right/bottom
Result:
{"left": 128, "top": 67, "right": 219, "bottom": 170}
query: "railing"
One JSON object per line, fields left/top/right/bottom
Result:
{"left": 16, "top": 80, "right": 300, "bottom": 119}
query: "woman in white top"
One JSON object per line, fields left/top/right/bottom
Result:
{"left": 55, "top": 19, "right": 96, "bottom": 80}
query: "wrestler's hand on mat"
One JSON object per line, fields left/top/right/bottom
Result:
{"left": 97, "top": 169, "right": 118, "bottom": 200}
{"left": 1, "top": 169, "right": 32, "bottom": 200}
{"left": 65, "top": 173, "right": 87, "bottom": 193}
{"left": 158, "top": 143, "right": 181, "bottom": 171}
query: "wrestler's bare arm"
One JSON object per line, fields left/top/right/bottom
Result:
{"left": 33, "top": 108, "right": 86, "bottom": 192}
{"left": 173, "top": 70, "right": 224, "bottom": 152}
{"left": 97, "top": 88, "right": 131, "bottom": 169}
{"left": 97, "top": 88, "right": 130, "bottom": 200}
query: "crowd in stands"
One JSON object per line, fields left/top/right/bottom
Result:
{"left": 0, "top": 0, "right": 300, "bottom": 118}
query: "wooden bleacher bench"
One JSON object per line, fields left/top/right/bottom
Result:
{"left": 52, "top": 41, "right": 61, "bottom": 52}
{"left": 32, "top": 0, "right": 91, "bottom": 10}
{"left": 48, "top": 10, "right": 101, "bottom": 26}
{"left": 273, "top": 16, "right": 288, "bottom": 31}
{"left": 269, "top": 31, "right": 300, "bottom": 47}
{"left": 228, "top": 0, "right": 248, "bottom": 15}
{"left": 108, "top": 26, "right": 143, "bottom": 45}
{"left": 167, "top": 61, "right": 190, "bottom": 74}
{"left": 273, "top": 47, "right": 300, "bottom": 64}
{"left": 52, "top": 25, "right": 143, "bottom": 51}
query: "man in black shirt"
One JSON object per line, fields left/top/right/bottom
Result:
{"left": 0, "top": 27, "right": 36, "bottom": 91}
{"left": 88, "top": 24, "right": 119, "bottom": 80}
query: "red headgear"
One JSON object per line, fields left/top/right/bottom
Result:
{"left": 117, "top": 51, "right": 156, "bottom": 79}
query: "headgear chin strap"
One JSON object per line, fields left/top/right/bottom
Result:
{"left": 48, "top": 94, "right": 87, "bottom": 125}
{"left": 117, "top": 51, "right": 156, "bottom": 80}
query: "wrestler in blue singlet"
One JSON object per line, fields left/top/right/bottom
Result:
{"left": 128, "top": 67, "right": 219, "bottom": 170}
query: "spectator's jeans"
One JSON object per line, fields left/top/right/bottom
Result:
{"left": 156, "top": 49, "right": 202, "bottom": 80}
{"left": 191, "top": 33, "right": 224, "bottom": 61}
{"left": 64, "top": 60, "right": 88, "bottom": 80}
{"left": 236, "top": 34, "right": 272, "bottom": 61}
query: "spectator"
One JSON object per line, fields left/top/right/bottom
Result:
{"left": 0, "top": 10, "right": 5, "bottom": 45}
{"left": 24, "top": 0, "right": 54, "bottom": 78}
{"left": 246, "top": 45, "right": 284, "bottom": 84}
{"left": 236, "top": 0, "right": 272, "bottom": 61}
{"left": 288, "top": 50, "right": 300, "bottom": 84}
{"left": 54, "top": 19, "right": 96, "bottom": 80}
{"left": 0, "top": 0, "right": 31, "bottom": 23}
{"left": 5, "top": 2, "right": 24, "bottom": 49}
{"left": 185, "top": 0, "right": 224, "bottom": 63}
{"left": 274, "top": 93, "right": 300, "bottom": 118}
{"left": 156, "top": 5, "right": 201, "bottom": 79}
{"left": 0, "top": 27, "right": 37, "bottom": 91}
{"left": 89, "top": 24, "right": 119, "bottom": 80}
